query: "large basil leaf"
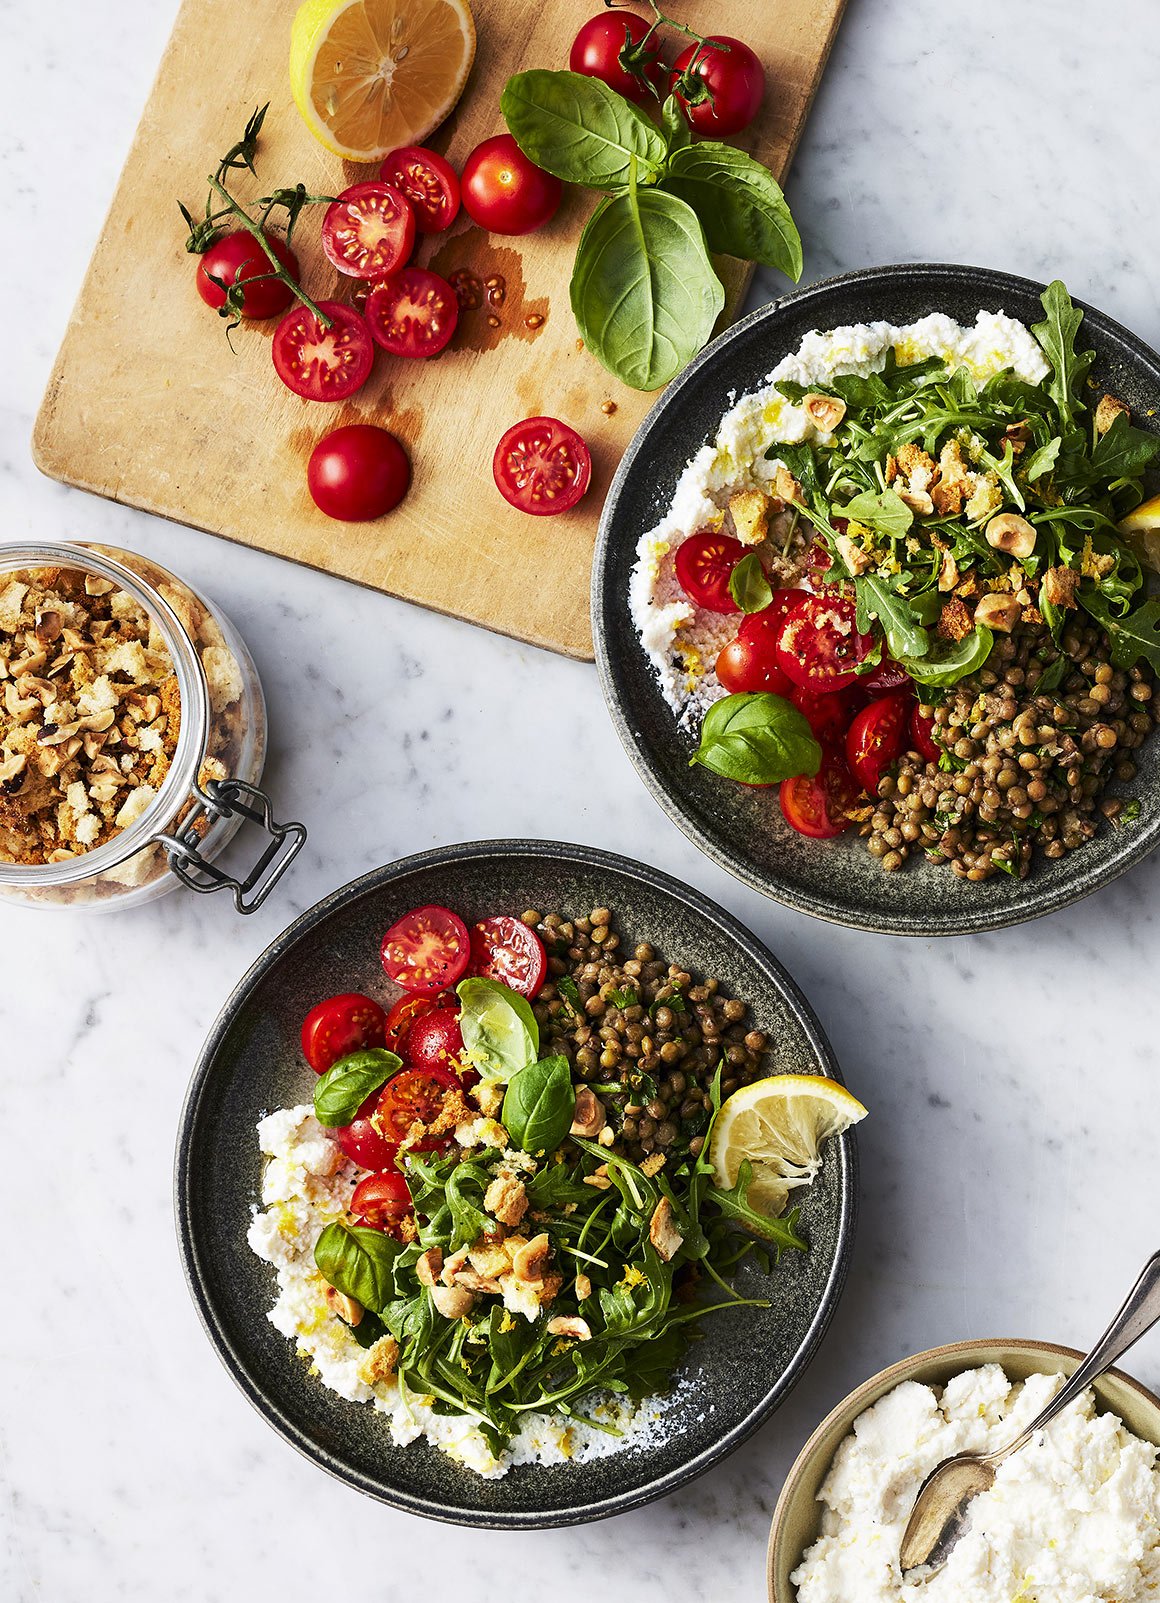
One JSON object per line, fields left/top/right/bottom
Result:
{"left": 1032, "top": 280, "right": 1095, "bottom": 432}
{"left": 570, "top": 187, "right": 724, "bottom": 391}
{"left": 727, "top": 551, "right": 773, "bottom": 613}
{"left": 456, "top": 976, "right": 539, "bottom": 1082}
{"left": 501, "top": 70, "right": 668, "bottom": 191}
{"left": 1079, "top": 591, "right": 1160, "bottom": 671}
{"left": 691, "top": 692, "right": 821, "bottom": 785}
{"left": 312, "top": 1048, "right": 400, "bottom": 1128}
{"left": 315, "top": 1221, "right": 401, "bottom": 1313}
{"left": 853, "top": 575, "right": 929, "bottom": 661}
{"left": 664, "top": 142, "right": 802, "bottom": 279}
{"left": 898, "top": 625, "right": 994, "bottom": 687}
{"left": 502, "top": 1054, "right": 576, "bottom": 1155}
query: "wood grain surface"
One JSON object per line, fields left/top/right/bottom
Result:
{"left": 33, "top": 0, "right": 846, "bottom": 658}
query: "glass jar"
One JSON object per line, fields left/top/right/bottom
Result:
{"left": 0, "top": 541, "right": 304, "bottom": 911}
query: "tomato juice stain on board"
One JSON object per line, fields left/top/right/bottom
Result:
{"left": 428, "top": 232, "right": 548, "bottom": 352}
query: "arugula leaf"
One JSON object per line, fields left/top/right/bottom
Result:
{"left": 897, "top": 625, "right": 994, "bottom": 687}
{"left": 312, "top": 1049, "right": 400, "bottom": 1127}
{"left": 556, "top": 974, "right": 584, "bottom": 1022}
{"left": 853, "top": 575, "right": 929, "bottom": 661}
{"left": 1034, "top": 654, "right": 1069, "bottom": 693}
{"left": 663, "top": 142, "right": 802, "bottom": 279}
{"left": 315, "top": 1221, "right": 401, "bottom": 1314}
{"left": 1023, "top": 436, "right": 1061, "bottom": 483}
{"left": 502, "top": 1055, "right": 577, "bottom": 1154}
{"left": 1088, "top": 410, "right": 1160, "bottom": 483}
{"left": 1078, "top": 590, "right": 1160, "bottom": 672}
{"left": 690, "top": 692, "right": 821, "bottom": 785}
{"left": 727, "top": 551, "right": 773, "bottom": 613}
{"left": 501, "top": 70, "right": 669, "bottom": 190}
{"left": 456, "top": 976, "right": 539, "bottom": 1082}
{"left": 708, "top": 1161, "right": 808, "bottom": 1253}
{"left": 841, "top": 488, "right": 913, "bottom": 540}
{"left": 1032, "top": 279, "right": 1095, "bottom": 433}
{"left": 570, "top": 183, "right": 724, "bottom": 391}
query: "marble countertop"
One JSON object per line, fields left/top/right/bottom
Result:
{"left": 5, "top": 0, "right": 1160, "bottom": 1597}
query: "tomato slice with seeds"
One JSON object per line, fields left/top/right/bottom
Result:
{"left": 375, "top": 1065, "right": 460, "bottom": 1152}
{"left": 365, "top": 268, "right": 459, "bottom": 357}
{"left": 301, "top": 992, "right": 386, "bottom": 1074}
{"left": 779, "top": 752, "right": 858, "bottom": 839}
{"left": 846, "top": 692, "right": 913, "bottom": 795}
{"left": 910, "top": 702, "right": 942, "bottom": 764}
{"left": 379, "top": 146, "right": 461, "bottom": 233}
{"left": 271, "top": 301, "right": 373, "bottom": 402}
{"left": 493, "top": 417, "right": 591, "bottom": 515}
{"left": 321, "top": 183, "right": 416, "bottom": 280}
{"left": 674, "top": 532, "right": 746, "bottom": 613}
{"left": 775, "top": 594, "right": 877, "bottom": 691}
{"left": 467, "top": 915, "right": 547, "bottom": 998}
{"left": 381, "top": 905, "right": 470, "bottom": 995}
{"left": 350, "top": 1170, "right": 413, "bottom": 1232}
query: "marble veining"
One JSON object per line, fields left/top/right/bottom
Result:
{"left": 4, "top": 0, "right": 1160, "bottom": 1598}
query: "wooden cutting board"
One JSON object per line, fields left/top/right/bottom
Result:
{"left": 33, "top": 0, "right": 845, "bottom": 659}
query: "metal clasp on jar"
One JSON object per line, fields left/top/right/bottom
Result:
{"left": 151, "top": 778, "right": 306, "bottom": 913}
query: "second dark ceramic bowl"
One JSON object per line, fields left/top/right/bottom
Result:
{"left": 593, "top": 264, "right": 1160, "bottom": 935}
{"left": 175, "top": 840, "right": 857, "bottom": 1527}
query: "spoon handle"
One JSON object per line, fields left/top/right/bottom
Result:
{"left": 998, "top": 1251, "right": 1160, "bottom": 1462}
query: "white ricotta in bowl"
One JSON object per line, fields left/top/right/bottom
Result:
{"left": 791, "top": 1364, "right": 1160, "bottom": 1603}
{"left": 629, "top": 309, "right": 1049, "bottom": 729}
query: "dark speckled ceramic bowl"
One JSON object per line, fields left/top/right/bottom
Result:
{"left": 175, "top": 840, "right": 857, "bottom": 1527}
{"left": 593, "top": 264, "right": 1160, "bottom": 935}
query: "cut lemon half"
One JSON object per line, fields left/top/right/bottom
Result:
{"left": 290, "top": 0, "right": 476, "bottom": 161}
{"left": 710, "top": 1074, "right": 867, "bottom": 1218}
{"left": 1119, "top": 493, "right": 1160, "bottom": 575}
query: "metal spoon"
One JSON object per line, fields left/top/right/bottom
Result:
{"left": 899, "top": 1250, "right": 1160, "bottom": 1582}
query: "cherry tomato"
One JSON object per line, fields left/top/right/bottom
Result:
{"left": 775, "top": 594, "right": 878, "bottom": 691}
{"left": 861, "top": 657, "right": 912, "bottom": 693}
{"left": 910, "top": 702, "right": 942, "bottom": 764}
{"left": 493, "top": 417, "right": 591, "bottom": 515}
{"left": 670, "top": 36, "right": 766, "bottom": 136}
{"left": 334, "top": 1093, "right": 399, "bottom": 1170}
{"left": 461, "top": 135, "right": 562, "bottom": 235}
{"left": 350, "top": 1170, "right": 412, "bottom": 1232}
{"left": 196, "top": 230, "right": 299, "bottom": 319}
{"left": 300, "top": 993, "right": 386, "bottom": 1074}
{"left": 789, "top": 684, "right": 858, "bottom": 745}
{"left": 307, "top": 424, "right": 410, "bottom": 520}
{"left": 569, "top": 12, "right": 664, "bottom": 103}
{"left": 846, "top": 692, "right": 912, "bottom": 795}
{"left": 271, "top": 301, "right": 374, "bottom": 402}
{"left": 383, "top": 993, "right": 444, "bottom": 1054}
{"left": 381, "top": 905, "right": 471, "bottom": 995}
{"left": 379, "top": 145, "right": 460, "bottom": 233}
{"left": 375, "top": 1065, "right": 459, "bottom": 1152}
{"left": 403, "top": 1005, "right": 465, "bottom": 1071}
{"left": 674, "top": 532, "right": 746, "bottom": 613}
{"left": 715, "top": 635, "right": 792, "bottom": 696}
{"left": 805, "top": 540, "right": 835, "bottom": 585}
{"left": 321, "top": 183, "right": 416, "bottom": 280}
{"left": 467, "top": 915, "right": 547, "bottom": 998}
{"left": 751, "top": 588, "right": 809, "bottom": 630}
{"left": 365, "top": 267, "right": 459, "bottom": 358}
{"left": 779, "top": 752, "right": 857, "bottom": 839}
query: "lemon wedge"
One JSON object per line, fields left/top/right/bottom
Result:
{"left": 1119, "top": 493, "right": 1160, "bottom": 576}
{"left": 290, "top": 0, "right": 476, "bottom": 161}
{"left": 710, "top": 1074, "right": 867, "bottom": 1218}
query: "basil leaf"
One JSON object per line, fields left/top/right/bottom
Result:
{"left": 898, "top": 625, "right": 994, "bottom": 687}
{"left": 660, "top": 92, "right": 692, "bottom": 151}
{"left": 664, "top": 142, "right": 802, "bottom": 279}
{"left": 501, "top": 69, "right": 669, "bottom": 191}
{"left": 853, "top": 575, "right": 928, "bottom": 661}
{"left": 315, "top": 1221, "right": 401, "bottom": 1314}
{"left": 1078, "top": 591, "right": 1160, "bottom": 672}
{"left": 502, "top": 1054, "right": 576, "bottom": 1154}
{"left": 727, "top": 551, "right": 773, "bottom": 613}
{"left": 570, "top": 187, "right": 724, "bottom": 391}
{"left": 1032, "top": 280, "right": 1095, "bottom": 433}
{"left": 1024, "top": 436, "right": 1061, "bottom": 483}
{"left": 456, "top": 976, "right": 539, "bottom": 1082}
{"left": 691, "top": 692, "right": 821, "bottom": 785}
{"left": 313, "top": 1048, "right": 400, "bottom": 1128}
{"left": 842, "top": 489, "right": 913, "bottom": 539}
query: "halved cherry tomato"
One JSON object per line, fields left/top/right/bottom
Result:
{"left": 493, "top": 417, "right": 591, "bottom": 515}
{"left": 365, "top": 268, "right": 459, "bottom": 357}
{"left": 271, "top": 301, "right": 374, "bottom": 402}
{"left": 569, "top": 12, "right": 665, "bottom": 103}
{"left": 775, "top": 594, "right": 877, "bottom": 691}
{"left": 910, "top": 702, "right": 942, "bottom": 764}
{"left": 461, "top": 135, "right": 562, "bottom": 234}
{"left": 861, "top": 656, "right": 912, "bottom": 693}
{"left": 404, "top": 1005, "right": 465, "bottom": 1071}
{"left": 300, "top": 992, "right": 386, "bottom": 1074}
{"left": 754, "top": 588, "right": 810, "bottom": 629}
{"left": 350, "top": 1170, "right": 412, "bottom": 1232}
{"left": 375, "top": 1065, "right": 459, "bottom": 1152}
{"left": 307, "top": 424, "right": 410, "bottom": 520}
{"left": 674, "top": 532, "right": 746, "bottom": 613}
{"left": 383, "top": 993, "right": 444, "bottom": 1054}
{"left": 779, "top": 752, "right": 857, "bottom": 839}
{"left": 321, "top": 183, "right": 416, "bottom": 280}
{"left": 467, "top": 915, "right": 547, "bottom": 998}
{"left": 846, "top": 692, "right": 912, "bottom": 795}
{"left": 669, "top": 35, "right": 766, "bottom": 136}
{"left": 381, "top": 905, "right": 471, "bottom": 995}
{"left": 334, "top": 1094, "right": 398, "bottom": 1170}
{"left": 196, "top": 230, "right": 299, "bottom": 319}
{"left": 715, "top": 636, "right": 792, "bottom": 696}
{"left": 789, "top": 683, "right": 857, "bottom": 745}
{"left": 379, "top": 146, "right": 460, "bottom": 233}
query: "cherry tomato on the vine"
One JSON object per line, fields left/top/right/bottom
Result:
{"left": 569, "top": 12, "right": 664, "bottom": 103}
{"left": 669, "top": 35, "right": 766, "bottom": 136}
{"left": 196, "top": 230, "right": 299, "bottom": 319}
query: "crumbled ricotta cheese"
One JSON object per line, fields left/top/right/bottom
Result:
{"left": 791, "top": 1365, "right": 1160, "bottom": 1603}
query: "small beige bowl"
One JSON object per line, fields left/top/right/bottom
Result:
{"left": 767, "top": 1338, "right": 1160, "bottom": 1603}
